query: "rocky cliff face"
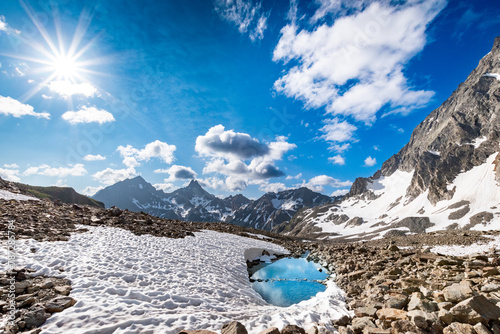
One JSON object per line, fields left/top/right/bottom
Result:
{"left": 284, "top": 37, "right": 500, "bottom": 240}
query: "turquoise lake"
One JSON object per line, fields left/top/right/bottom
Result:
{"left": 250, "top": 255, "right": 329, "bottom": 307}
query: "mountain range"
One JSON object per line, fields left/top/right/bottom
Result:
{"left": 277, "top": 37, "right": 500, "bottom": 240}
{"left": 92, "top": 177, "right": 336, "bottom": 230}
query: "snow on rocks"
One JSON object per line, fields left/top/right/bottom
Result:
{"left": 0, "top": 226, "right": 350, "bottom": 334}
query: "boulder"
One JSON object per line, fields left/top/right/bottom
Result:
{"left": 474, "top": 323, "right": 493, "bottom": 334}
{"left": 450, "top": 295, "right": 500, "bottom": 325}
{"left": 45, "top": 296, "right": 77, "bottom": 313}
{"left": 281, "top": 325, "right": 306, "bottom": 334}
{"left": 443, "top": 283, "right": 474, "bottom": 303}
{"left": 222, "top": 321, "right": 248, "bottom": 334}
{"left": 22, "top": 307, "right": 50, "bottom": 329}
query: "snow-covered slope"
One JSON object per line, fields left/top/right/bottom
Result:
{"left": 0, "top": 226, "right": 350, "bottom": 333}
{"left": 285, "top": 37, "right": 500, "bottom": 240}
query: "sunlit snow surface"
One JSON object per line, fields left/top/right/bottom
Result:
{"left": 0, "top": 189, "right": 38, "bottom": 201}
{"left": 431, "top": 235, "right": 500, "bottom": 257}
{"left": 314, "top": 153, "right": 500, "bottom": 239}
{"left": 0, "top": 227, "right": 349, "bottom": 333}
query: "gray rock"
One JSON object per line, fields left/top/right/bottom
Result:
{"left": 45, "top": 296, "right": 77, "bottom": 313}
{"left": 23, "top": 307, "right": 49, "bottom": 329}
{"left": 450, "top": 294, "right": 500, "bottom": 325}
{"left": 351, "top": 317, "right": 376, "bottom": 334}
{"left": 443, "top": 283, "right": 474, "bottom": 303}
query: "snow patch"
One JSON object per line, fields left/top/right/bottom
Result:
{"left": 484, "top": 73, "right": 500, "bottom": 81}
{"left": 0, "top": 189, "right": 39, "bottom": 201}
{"left": 427, "top": 150, "right": 440, "bottom": 156}
{"left": 0, "top": 227, "right": 350, "bottom": 333}
{"left": 431, "top": 235, "right": 500, "bottom": 256}
{"left": 472, "top": 136, "right": 488, "bottom": 148}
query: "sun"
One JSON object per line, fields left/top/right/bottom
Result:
{"left": 0, "top": 3, "right": 107, "bottom": 101}
{"left": 51, "top": 54, "right": 81, "bottom": 80}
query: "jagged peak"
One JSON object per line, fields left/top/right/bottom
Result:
{"left": 186, "top": 179, "right": 203, "bottom": 189}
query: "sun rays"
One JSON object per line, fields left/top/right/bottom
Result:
{"left": 1, "top": 1, "right": 108, "bottom": 104}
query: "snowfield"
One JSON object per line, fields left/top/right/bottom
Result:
{"left": 0, "top": 226, "right": 350, "bottom": 334}
{"left": 313, "top": 153, "right": 500, "bottom": 239}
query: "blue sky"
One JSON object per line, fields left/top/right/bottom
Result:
{"left": 0, "top": 0, "right": 499, "bottom": 199}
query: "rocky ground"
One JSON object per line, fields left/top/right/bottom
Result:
{"left": 0, "top": 268, "right": 75, "bottom": 334}
{"left": 2, "top": 197, "right": 500, "bottom": 334}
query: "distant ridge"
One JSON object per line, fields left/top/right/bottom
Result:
{"left": 92, "top": 176, "right": 337, "bottom": 230}
{"left": 0, "top": 176, "right": 104, "bottom": 208}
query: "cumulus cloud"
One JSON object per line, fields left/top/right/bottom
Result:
{"left": 62, "top": 106, "right": 115, "bottom": 125}
{"left": 154, "top": 165, "right": 197, "bottom": 182}
{"left": 196, "top": 125, "right": 295, "bottom": 191}
{"left": 215, "top": 0, "right": 269, "bottom": 41}
{"left": 117, "top": 140, "right": 176, "bottom": 168}
{"left": 196, "top": 124, "right": 270, "bottom": 160}
{"left": 273, "top": 1, "right": 443, "bottom": 123}
{"left": 23, "top": 164, "right": 87, "bottom": 177}
{"left": 273, "top": 0, "right": 444, "bottom": 153}
{"left": 0, "top": 96, "right": 50, "bottom": 119}
{"left": 92, "top": 167, "right": 137, "bottom": 186}
{"left": 0, "top": 167, "right": 20, "bottom": 182}
{"left": 4, "top": 163, "right": 19, "bottom": 169}
{"left": 331, "top": 188, "right": 349, "bottom": 197}
{"left": 83, "top": 154, "right": 106, "bottom": 161}
{"left": 364, "top": 156, "right": 377, "bottom": 167}
{"left": 328, "top": 155, "right": 345, "bottom": 165}
{"left": 285, "top": 173, "right": 302, "bottom": 180}
{"left": 299, "top": 175, "right": 352, "bottom": 193}
{"left": 153, "top": 183, "right": 177, "bottom": 193}
{"left": 48, "top": 80, "right": 98, "bottom": 99}
{"left": 320, "top": 118, "right": 357, "bottom": 143}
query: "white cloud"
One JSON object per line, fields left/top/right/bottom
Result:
{"left": 320, "top": 118, "right": 357, "bottom": 143}
{"left": 117, "top": 140, "right": 176, "bottom": 167}
{"left": 154, "top": 165, "right": 197, "bottom": 182}
{"left": 196, "top": 125, "right": 295, "bottom": 191}
{"left": 331, "top": 189, "right": 349, "bottom": 197}
{"left": 328, "top": 143, "right": 351, "bottom": 153}
{"left": 273, "top": 0, "right": 444, "bottom": 143}
{"left": 62, "top": 106, "right": 115, "bottom": 125}
{"left": 23, "top": 164, "right": 87, "bottom": 177}
{"left": 82, "top": 186, "right": 104, "bottom": 196}
{"left": 285, "top": 172, "right": 302, "bottom": 180}
{"left": 0, "top": 16, "right": 20, "bottom": 35}
{"left": 83, "top": 154, "right": 106, "bottom": 161}
{"left": 0, "top": 96, "right": 50, "bottom": 119}
{"left": 328, "top": 155, "right": 345, "bottom": 165}
{"left": 41, "top": 94, "right": 53, "bottom": 100}
{"left": 215, "top": 0, "right": 269, "bottom": 41}
{"left": 364, "top": 156, "right": 377, "bottom": 167}
{"left": 0, "top": 167, "right": 20, "bottom": 182}
{"left": 257, "top": 181, "right": 288, "bottom": 193}
{"left": 48, "top": 80, "right": 98, "bottom": 98}
{"left": 4, "top": 163, "right": 19, "bottom": 169}
{"left": 197, "top": 177, "right": 227, "bottom": 191}
{"left": 153, "top": 183, "right": 177, "bottom": 193}
{"left": 299, "top": 174, "right": 352, "bottom": 193}
{"left": 92, "top": 167, "right": 137, "bottom": 186}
